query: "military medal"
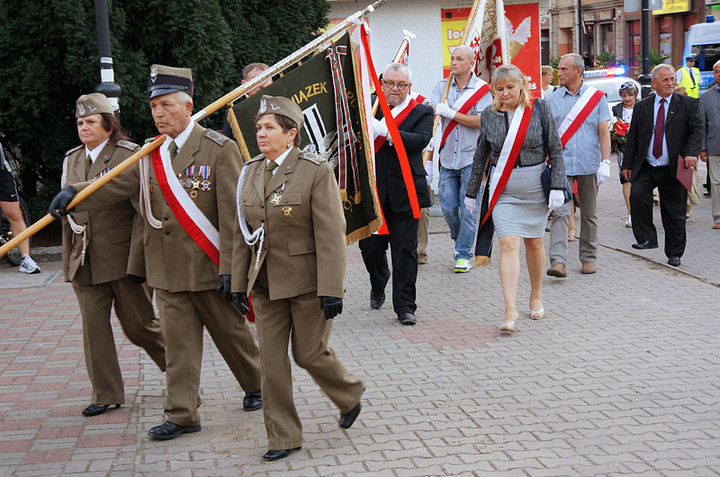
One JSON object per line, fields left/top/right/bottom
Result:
{"left": 201, "top": 180, "right": 212, "bottom": 191}
{"left": 269, "top": 193, "right": 282, "bottom": 206}
{"left": 184, "top": 178, "right": 193, "bottom": 188}
{"left": 282, "top": 207, "right": 293, "bottom": 218}
{"left": 190, "top": 189, "right": 199, "bottom": 199}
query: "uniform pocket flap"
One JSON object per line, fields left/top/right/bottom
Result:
{"left": 107, "top": 226, "right": 131, "bottom": 244}
{"left": 288, "top": 239, "right": 315, "bottom": 255}
{"left": 278, "top": 191, "right": 302, "bottom": 205}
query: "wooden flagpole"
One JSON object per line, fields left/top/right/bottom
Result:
{"left": 0, "top": 0, "right": 387, "bottom": 259}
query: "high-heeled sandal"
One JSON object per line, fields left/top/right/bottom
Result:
{"left": 529, "top": 307, "right": 545, "bottom": 320}
{"left": 500, "top": 313, "right": 518, "bottom": 332}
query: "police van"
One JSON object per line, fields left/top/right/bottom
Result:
{"left": 682, "top": 16, "right": 720, "bottom": 91}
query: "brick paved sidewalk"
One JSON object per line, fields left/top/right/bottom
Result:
{"left": 2, "top": 166, "right": 720, "bottom": 475}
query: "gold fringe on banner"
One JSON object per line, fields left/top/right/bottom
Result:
{"left": 475, "top": 255, "right": 492, "bottom": 267}
{"left": 227, "top": 104, "right": 252, "bottom": 163}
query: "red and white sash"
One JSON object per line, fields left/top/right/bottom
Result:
{"left": 557, "top": 86, "right": 605, "bottom": 148}
{"left": 480, "top": 103, "right": 534, "bottom": 227}
{"left": 439, "top": 79, "right": 491, "bottom": 150}
{"left": 373, "top": 97, "right": 418, "bottom": 151}
{"left": 151, "top": 142, "right": 220, "bottom": 266}
{"left": 409, "top": 90, "right": 426, "bottom": 104}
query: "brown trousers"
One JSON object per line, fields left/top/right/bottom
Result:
{"left": 72, "top": 274, "right": 165, "bottom": 405}
{"left": 253, "top": 290, "right": 364, "bottom": 450}
{"left": 155, "top": 288, "right": 262, "bottom": 426}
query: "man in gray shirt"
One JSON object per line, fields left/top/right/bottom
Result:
{"left": 546, "top": 53, "right": 611, "bottom": 277}
{"left": 429, "top": 45, "right": 492, "bottom": 273}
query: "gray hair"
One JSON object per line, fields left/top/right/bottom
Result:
{"left": 383, "top": 63, "right": 412, "bottom": 82}
{"left": 651, "top": 63, "right": 675, "bottom": 81}
{"left": 714, "top": 59, "right": 720, "bottom": 70}
{"left": 453, "top": 45, "right": 474, "bottom": 60}
{"left": 175, "top": 91, "right": 193, "bottom": 106}
{"left": 561, "top": 53, "right": 584, "bottom": 73}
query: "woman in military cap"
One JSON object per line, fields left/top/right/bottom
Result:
{"left": 232, "top": 95, "right": 364, "bottom": 462}
{"left": 62, "top": 93, "right": 165, "bottom": 417}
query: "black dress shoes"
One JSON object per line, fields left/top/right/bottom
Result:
{"left": 243, "top": 390, "right": 262, "bottom": 411}
{"left": 668, "top": 256, "right": 681, "bottom": 267}
{"left": 397, "top": 312, "right": 416, "bottom": 325}
{"left": 339, "top": 402, "right": 361, "bottom": 429}
{"left": 148, "top": 421, "right": 201, "bottom": 440}
{"left": 632, "top": 240, "right": 659, "bottom": 250}
{"left": 262, "top": 447, "right": 301, "bottom": 462}
{"left": 82, "top": 404, "right": 120, "bottom": 417}
{"left": 370, "top": 291, "right": 385, "bottom": 310}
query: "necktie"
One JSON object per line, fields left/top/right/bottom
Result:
{"left": 168, "top": 141, "right": 178, "bottom": 161}
{"left": 84, "top": 154, "right": 92, "bottom": 178}
{"left": 652, "top": 98, "right": 666, "bottom": 159}
{"left": 264, "top": 161, "right": 278, "bottom": 189}
{"left": 689, "top": 68, "right": 696, "bottom": 87}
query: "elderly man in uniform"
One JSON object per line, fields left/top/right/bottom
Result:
{"left": 359, "top": 63, "right": 433, "bottom": 325}
{"left": 49, "top": 65, "right": 262, "bottom": 440}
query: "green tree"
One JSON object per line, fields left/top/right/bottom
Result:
{"left": 0, "top": 0, "right": 329, "bottom": 220}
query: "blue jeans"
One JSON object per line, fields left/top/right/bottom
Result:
{"left": 439, "top": 165, "right": 479, "bottom": 260}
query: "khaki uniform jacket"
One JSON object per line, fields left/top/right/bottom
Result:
{"left": 231, "top": 147, "right": 346, "bottom": 301}
{"left": 62, "top": 140, "right": 145, "bottom": 285}
{"left": 74, "top": 123, "right": 241, "bottom": 292}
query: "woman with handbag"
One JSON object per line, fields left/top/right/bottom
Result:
{"left": 465, "top": 65, "right": 566, "bottom": 332}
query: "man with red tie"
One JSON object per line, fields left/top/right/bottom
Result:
{"left": 622, "top": 64, "right": 703, "bottom": 267}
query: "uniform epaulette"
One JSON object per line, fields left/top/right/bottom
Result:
{"left": 116, "top": 140, "right": 139, "bottom": 150}
{"left": 245, "top": 154, "right": 265, "bottom": 165}
{"left": 64, "top": 145, "right": 83, "bottom": 157}
{"left": 205, "top": 130, "right": 229, "bottom": 146}
{"left": 298, "top": 151, "right": 324, "bottom": 165}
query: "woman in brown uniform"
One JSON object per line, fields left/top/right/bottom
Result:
{"left": 232, "top": 95, "right": 363, "bottom": 461}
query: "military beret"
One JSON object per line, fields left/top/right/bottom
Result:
{"left": 75, "top": 93, "right": 114, "bottom": 118}
{"left": 257, "top": 95, "right": 304, "bottom": 130}
{"left": 147, "top": 64, "right": 194, "bottom": 99}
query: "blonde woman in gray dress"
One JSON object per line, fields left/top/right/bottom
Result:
{"left": 465, "top": 65, "right": 566, "bottom": 331}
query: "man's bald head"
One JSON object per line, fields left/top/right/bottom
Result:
{"left": 450, "top": 45, "right": 476, "bottom": 78}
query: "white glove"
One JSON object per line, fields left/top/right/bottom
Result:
{"left": 423, "top": 137, "right": 434, "bottom": 153}
{"left": 597, "top": 160, "right": 611, "bottom": 185}
{"left": 548, "top": 190, "right": 565, "bottom": 210}
{"left": 424, "top": 160, "right": 433, "bottom": 185}
{"left": 372, "top": 118, "right": 388, "bottom": 139}
{"left": 435, "top": 102, "right": 456, "bottom": 120}
{"left": 464, "top": 196, "right": 477, "bottom": 214}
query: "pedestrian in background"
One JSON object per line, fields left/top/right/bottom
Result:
{"left": 699, "top": 59, "right": 720, "bottom": 229}
{"left": 612, "top": 81, "right": 639, "bottom": 228}
{"left": 466, "top": 65, "right": 566, "bottom": 332}
{"left": 546, "top": 53, "right": 611, "bottom": 278}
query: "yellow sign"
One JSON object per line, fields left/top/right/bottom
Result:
{"left": 652, "top": 0, "right": 690, "bottom": 15}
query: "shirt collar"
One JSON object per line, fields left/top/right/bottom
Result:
{"left": 655, "top": 93, "right": 673, "bottom": 106}
{"left": 562, "top": 81, "right": 587, "bottom": 97}
{"left": 452, "top": 74, "right": 478, "bottom": 90}
{"left": 85, "top": 138, "right": 109, "bottom": 163}
{"left": 266, "top": 146, "right": 292, "bottom": 170}
{"left": 163, "top": 120, "right": 195, "bottom": 153}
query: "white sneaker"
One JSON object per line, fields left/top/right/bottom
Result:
{"left": 625, "top": 215, "right": 632, "bottom": 228}
{"left": 19, "top": 255, "right": 41, "bottom": 274}
{"left": 454, "top": 258, "right": 472, "bottom": 273}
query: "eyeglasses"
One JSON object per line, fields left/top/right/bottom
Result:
{"left": 619, "top": 82, "right": 637, "bottom": 92}
{"left": 382, "top": 81, "right": 409, "bottom": 90}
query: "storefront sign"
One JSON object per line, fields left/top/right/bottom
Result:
{"left": 652, "top": 0, "right": 690, "bottom": 14}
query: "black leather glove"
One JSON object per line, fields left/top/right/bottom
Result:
{"left": 48, "top": 186, "right": 77, "bottom": 218}
{"left": 128, "top": 274, "right": 146, "bottom": 284}
{"left": 231, "top": 292, "right": 250, "bottom": 314}
{"left": 216, "top": 275, "right": 232, "bottom": 301}
{"left": 319, "top": 296, "right": 343, "bottom": 320}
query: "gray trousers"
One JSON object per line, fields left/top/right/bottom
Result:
{"left": 549, "top": 174, "right": 599, "bottom": 265}
{"left": 709, "top": 155, "right": 720, "bottom": 224}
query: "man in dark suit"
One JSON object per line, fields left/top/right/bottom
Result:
{"left": 622, "top": 64, "right": 702, "bottom": 267}
{"left": 359, "top": 63, "right": 433, "bottom": 325}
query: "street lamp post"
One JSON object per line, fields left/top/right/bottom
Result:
{"left": 93, "top": 0, "right": 122, "bottom": 113}
{"left": 639, "top": 0, "right": 652, "bottom": 97}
